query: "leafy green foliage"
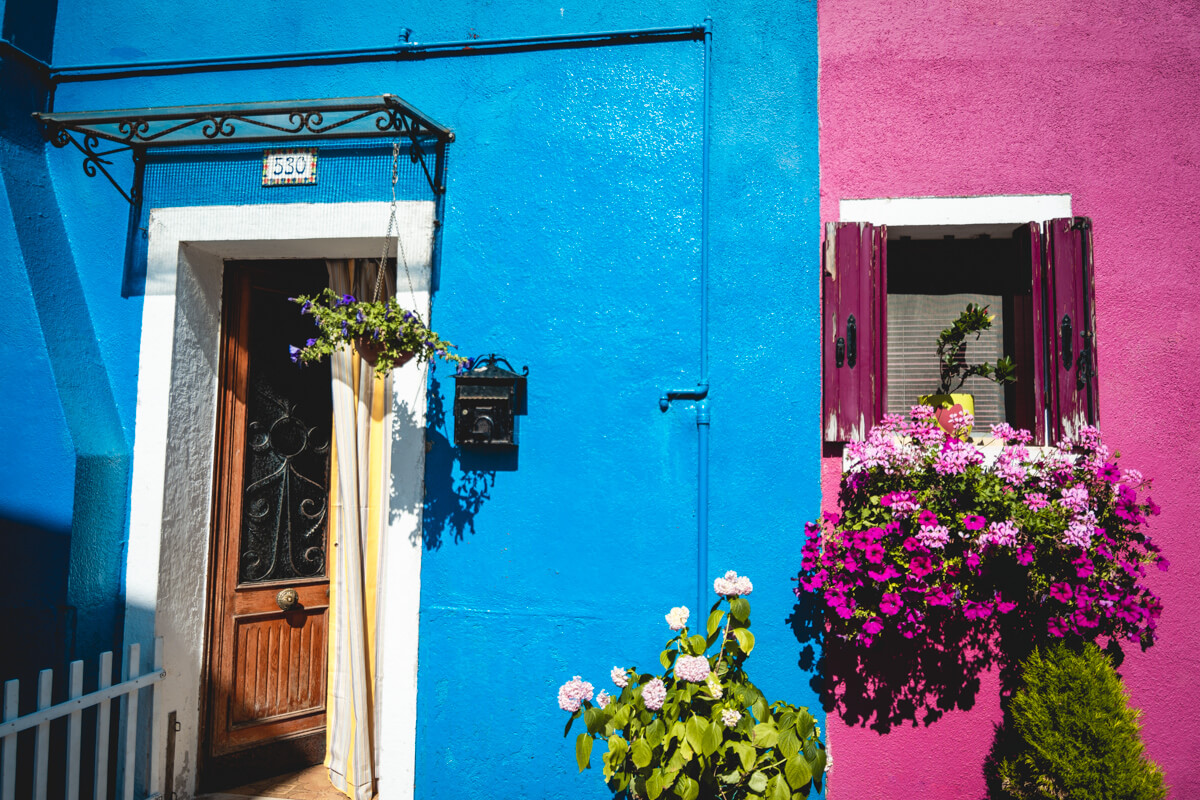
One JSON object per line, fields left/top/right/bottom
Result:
{"left": 935, "top": 303, "right": 1017, "bottom": 394}
{"left": 289, "top": 288, "right": 468, "bottom": 374}
{"left": 562, "top": 593, "right": 826, "bottom": 800}
{"left": 998, "top": 643, "right": 1166, "bottom": 800}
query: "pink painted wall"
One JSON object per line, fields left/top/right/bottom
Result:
{"left": 819, "top": 1, "right": 1200, "bottom": 797}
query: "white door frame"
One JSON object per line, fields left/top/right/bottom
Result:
{"left": 127, "top": 202, "right": 429, "bottom": 800}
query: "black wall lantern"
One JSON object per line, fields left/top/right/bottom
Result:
{"left": 453, "top": 354, "right": 528, "bottom": 449}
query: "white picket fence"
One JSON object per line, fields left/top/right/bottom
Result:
{"left": 0, "top": 639, "right": 164, "bottom": 800}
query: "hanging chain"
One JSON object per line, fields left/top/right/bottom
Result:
{"left": 372, "top": 138, "right": 421, "bottom": 319}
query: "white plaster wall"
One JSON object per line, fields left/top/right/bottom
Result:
{"left": 129, "top": 202, "right": 433, "bottom": 800}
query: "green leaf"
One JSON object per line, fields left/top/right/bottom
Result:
{"left": 733, "top": 628, "right": 755, "bottom": 655}
{"left": 685, "top": 716, "right": 705, "bottom": 754}
{"left": 794, "top": 710, "right": 814, "bottom": 740}
{"left": 675, "top": 774, "right": 699, "bottom": 800}
{"left": 777, "top": 711, "right": 796, "bottom": 731}
{"left": 752, "top": 697, "right": 769, "bottom": 722}
{"left": 812, "top": 749, "right": 827, "bottom": 792}
{"left": 584, "top": 707, "right": 602, "bottom": 734}
{"left": 707, "top": 609, "right": 725, "bottom": 637}
{"left": 632, "top": 738, "right": 653, "bottom": 769}
{"left": 730, "top": 597, "right": 750, "bottom": 622}
{"left": 770, "top": 773, "right": 792, "bottom": 800}
{"left": 778, "top": 727, "right": 801, "bottom": 759}
{"left": 576, "top": 733, "right": 593, "bottom": 772}
{"left": 720, "top": 769, "right": 742, "bottom": 785}
{"left": 608, "top": 734, "right": 628, "bottom": 763}
{"left": 646, "top": 771, "right": 665, "bottom": 800}
{"left": 752, "top": 722, "right": 778, "bottom": 749}
{"left": 732, "top": 741, "right": 756, "bottom": 771}
{"left": 785, "top": 754, "right": 813, "bottom": 789}
{"left": 661, "top": 649, "right": 674, "bottom": 669}
{"left": 688, "top": 634, "right": 708, "bottom": 655}
{"left": 563, "top": 708, "right": 581, "bottom": 737}
{"left": 645, "top": 718, "right": 665, "bottom": 749}
{"left": 748, "top": 770, "right": 769, "bottom": 793}
{"left": 701, "top": 717, "right": 722, "bottom": 757}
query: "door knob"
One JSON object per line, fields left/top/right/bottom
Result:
{"left": 276, "top": 588, "right": 299, "bottom": 611}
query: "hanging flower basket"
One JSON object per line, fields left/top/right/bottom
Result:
{"left": 288, "top": 289, "right": 467, "bottom": 375}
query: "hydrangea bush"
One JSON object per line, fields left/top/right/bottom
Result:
{"left": 559, "top": 572, "right": 827, "bottom": 800}
{"left": 796, "top": 406, "right": 1166, "bottom": 651}
{"left": 289, "top": 289, "right": 468, "bottom": 374}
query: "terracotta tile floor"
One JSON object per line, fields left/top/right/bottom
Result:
{"left": 211, "top": 765, "right": 349, "bottom": 800}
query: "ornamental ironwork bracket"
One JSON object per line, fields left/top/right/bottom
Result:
{"left": 33, "top": 94, "right": 453, "bottom": 204}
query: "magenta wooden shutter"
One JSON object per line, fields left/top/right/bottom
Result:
{"left": 822, "top": 221, "right": 886, "bottom": 442}
{"left": 1015, "top": 221, "right": 1047, "bottom": 444}
{"left": 1044, "top": 216, "right": 1099, "bottom": 442}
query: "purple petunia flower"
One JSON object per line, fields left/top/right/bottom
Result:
{"left": 289, "top": 345, "right": 302, "bottom": 363}
{"left": 336, "top": 293, "right": 356, "bottom": 307}
{"left": 306, "top": 338, "right": 317, "bottom": 347}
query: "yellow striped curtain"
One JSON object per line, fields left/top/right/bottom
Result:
{"left": 325, "top": 259, "right": 392, "bottom": 800}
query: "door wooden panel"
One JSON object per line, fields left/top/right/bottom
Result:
{"left": 205, "top": 261, "right": 332, "bottom": 772}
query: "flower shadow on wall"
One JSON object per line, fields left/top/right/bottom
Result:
{"left": 420, "top": 369, "right": 502, "bottom": 549}
{"left": 789, "top": 595, "right": 1000, "bottom": 733}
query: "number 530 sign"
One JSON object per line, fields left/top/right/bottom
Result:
{"left": 262, "top": 148, "right": 318, "bottom": 186}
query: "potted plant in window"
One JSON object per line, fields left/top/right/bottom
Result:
{"left": 919, "top": 303, "right": 1016, "bottom": 436}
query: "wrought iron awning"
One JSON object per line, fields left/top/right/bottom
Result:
{"left": 34, "top": 94, "right": 453, "bottom": 203}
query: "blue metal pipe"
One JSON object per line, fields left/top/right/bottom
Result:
{"left": 45, "top": 25, "right": 705, "bottom": 83}
{"left": 696, "top": 18, "right": 713, "bottom": 616}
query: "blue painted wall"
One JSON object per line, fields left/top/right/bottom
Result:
{"left": 8, "top": 0, "right": 820, "bottom": 795}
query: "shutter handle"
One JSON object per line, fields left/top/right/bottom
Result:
{"left": 835, "top": 336, "right": 845, "bottom": 368}
{"left": 1060, "top": 314, "right": 1073, "bottom": 370}
{"left": 846, "top": 314, "right": 857, "bottom": 368}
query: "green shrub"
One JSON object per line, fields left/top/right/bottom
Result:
{"left": 998, "top": 643, "right": 1166, "bottom": 800}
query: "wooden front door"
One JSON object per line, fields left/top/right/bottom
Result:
{"left": 204, "top": 261, "right": 332, "bottom": 785}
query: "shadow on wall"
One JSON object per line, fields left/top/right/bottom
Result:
{"left": 789, "top": 595, "right": 1003, "bottom": 733}
{"left": 421, "top": 369, "right": 515, "bottom": 550}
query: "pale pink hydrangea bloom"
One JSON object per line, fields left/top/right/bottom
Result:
{"left": 714, "top": 570, "right": 753, "bottom": 597}
{"left": 596, "top": 690, "right": 611, "bottom": 709}
{"left": 665, "top": 606, "right": 690, "bottom": 631}
{"left": 611, "top": 666, "right": 629, "bottom": 688}
{"left": 675, "top": 655, "right": 710, "bottom": 683}
{"left": 917, "top": 524, "right": 950, "bottom": 549}
{"left": 642, "top": 678, "right": 667, "bottom": 711}
{"left": 557, "top": 675, "right": 594, "bottom": 712}
{"left": 721, "top": 708, "right": 742, "bottom": 728}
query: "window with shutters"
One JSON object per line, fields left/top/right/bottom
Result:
{"left": 822, "top": 217, "right": 1098, "bottom": 446}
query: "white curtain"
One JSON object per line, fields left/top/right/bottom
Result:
{"left": 325, "top": 259, "right": 393, "bottom": 800}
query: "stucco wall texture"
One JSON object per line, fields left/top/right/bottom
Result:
{"left": 819, "top": 1, "right": 1200, "bottom": 797}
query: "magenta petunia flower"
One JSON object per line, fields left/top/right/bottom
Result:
{"left": 880, "top": 593, "right": 904, "bottom": 615}
{"left": 1048, "top": 582, "right": 1073, "bottom": 603}
{"left": 963, "top": 600, "right": 993, "bottom": 620}
{"left": 962, "top": 515, "right": 987, "bottom": 531}
{"left": 867, "top": 563, "right": 900, "bottom": 582}
{"left": 862, "top": 617, "right": 884, "bottom": 635}
{"left": 918, "top": 510, "right": 938, "bottom": 527}
{"left": 865, "top": 542, "right": 886, "bottom": 564}
{"left": 1047, "top": 617, "right": 1069, "bottom": 637}
{"left": 926, "top": 584, "right": 954, "bottom": 606}
{"left": 908, "top": 555, "right": 937, "bottom": 579}
{"left": 965, "top": 551, "right": 981, "bottom": 570}
{"left": 1016, "top": 544, "right": 1035, "bottom": 566}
